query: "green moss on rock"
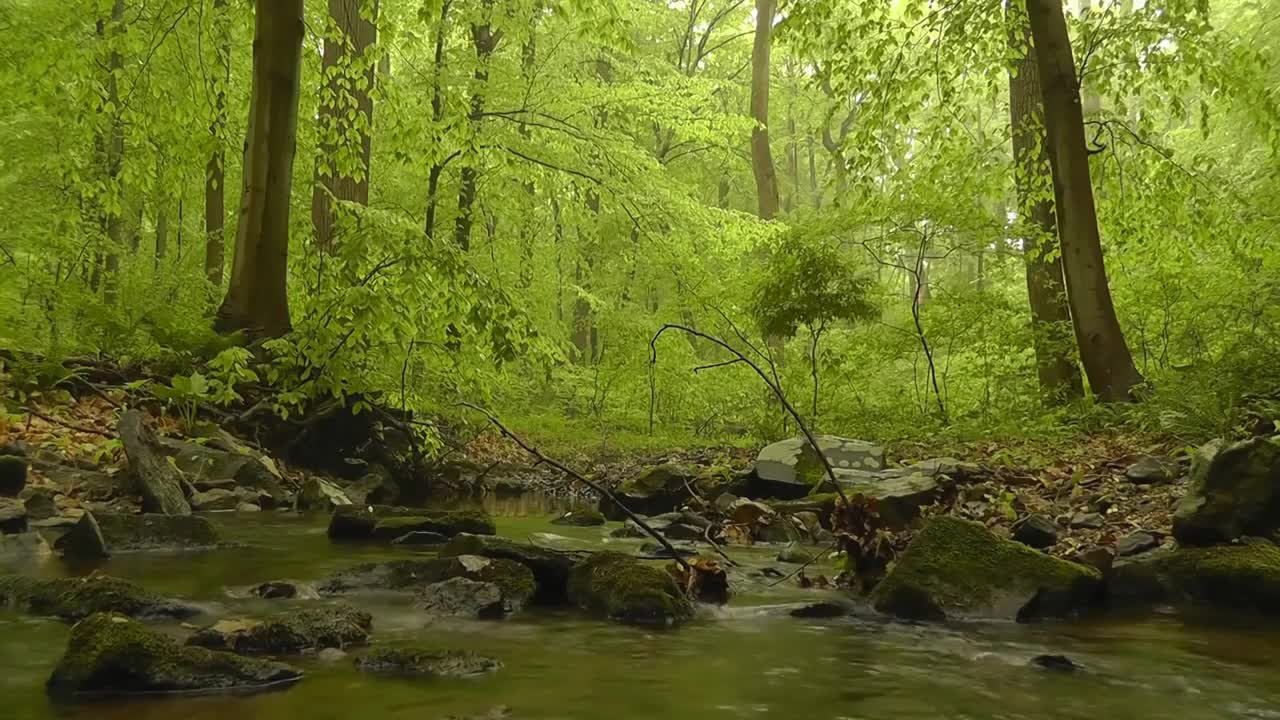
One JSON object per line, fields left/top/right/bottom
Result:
{"left": 1172, "top": 437, "right": 1280, "bottom": 545}
{"left": 187, "top": 604, "right": 371, "bottom": 655}
{"left": 54, "top": 513, "right": 220, "bottom": 560}
{"left": 870, "top": 517, "right": 1100, "bottom": 621}
{"left": 441, "top": 533, "right": 585, "bottom": 604}
{"left": 0, "top": 574, "right": 200, "bottom": 621}
{"left": 328, "top": 505, "right": 496, "bottom": 541}
{"left": 47, "top": 613, "right": 302, "bottom": 699}
{"left": 354, "top": 648, "right": 500, "bottom": 678}
{"left": 567, "top": 551, "right": 694, "bottom": 626}
{"left": 317, "top": 556, "right": 535, "bottom": 609}
{"left": 1108, "top": 538, "right": 1280, "bottom": 612}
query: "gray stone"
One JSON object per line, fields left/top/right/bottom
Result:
{"left": 1125, "top": 455, "right": 1177, "bottom": 484}
{"left": 662, "top": 522, "right": 705, "bottom": 541}
{"left": 1117, "top": 531, "right": 1160, "bottom": 557}
{"left": 345, "top": 467, "right": 399, "bottom": 507}
{"left": 191, "top": 488, "right": 240, "bottom": 511}
{"left": 354, "top": 649, "right": 500, "bottom": 678}
{"left": 236, "top": 502, "right": 262, "bottom": 513}
{"left": 118, "top": 410, "right": 190, "bottom": 516}
{"left": 1070, "top": 512, "right": 1106, "bottom": 530}
{"left": 1173, "top": 436, "right": 1280, "bottom": 545}
{"left": 417, "top": 577, "right": 511, "bottom": 619}
{"left": 0, "top": 498, "right": 28, "bottom": 534}
{"left": 755, "top": 516, "right": 798, "bottom": 543}
{"left": 158, "top": 436, "right": 288, "bottom": 508}
{"left": 597, "top": 464, "right": 701, "bottom": 520}
{"left": 391, "top": 530, "right": 449, "bottom": 545}
{"left": 187, "top": 604, "right": 372, "bottom": 655}
{"left": 1012, "top": 514, "right": 1060, "bottom": 549}
{"left": 0, "top": 531, "right": 51, "bottom": 559}
{"left": 297, "top": 477, "right": 352, "bottom": 512}
{"left": 777, "top": 543, "right": 816, "bottom": 564}
{"left": 754, "top": 435, "right": 886, "bottom": 499}
{"left": 54, "top": 511, "right": 220, "bottom": 560}
{"left": 23, "top": 490, "right": 58, "bottom": 520}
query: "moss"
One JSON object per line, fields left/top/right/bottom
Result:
{"left": 440, "top": 533, "right": 582, "bottom": 604}
{"left": 188, "top": 604, "right": 371, "bottom": 655}
{"left": 47, "top": 613, "right": 302, "bottom": 699}
{"left": 329, "top": 505, "right": 496, "bottom": 541}
{"left": 1110, "top": 539, "right": 1280, "bottom": 612}
{"left": 0, "top": 574, "right": 200, "bottom": 621}
{"left": 317, "top": 556, "right": 535, "bottom": 608}
{"left": 1173, "top": 437, "right": 1280, "bottom": 544}
{"left": 567, "top": 551, "right": 694, "bottom": 626}
{"left": 89, "top": 513, "right": 221, "bottom": 550}
{"left": 354, "top": 648, "right": 501, "bottom": 678}
{"left": 870, "top": 517, "right": 1100, "bottom": 621}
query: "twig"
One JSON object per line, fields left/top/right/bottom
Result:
{"left": 458, "top": 401, "right": 692, "bottom": 573}
{"left": 21, "top": 406, "right": 115, "bottom": 438}
{"left": 768, "top": 539, "right": 839, "bottom": 587}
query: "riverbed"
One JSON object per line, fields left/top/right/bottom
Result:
{"left": 3, "top": 498, "right": 1279, "bottom": 719}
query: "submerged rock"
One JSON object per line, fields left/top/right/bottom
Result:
{"left": 328, "top": 505, "right": 495, "bottom": 541}
{"left": 354, "top": 648, "right": 500, "bottom": 678}
{"left": 440, "top": 534, "right": 582, "bottom": 604}
{"left": 636, "top": 541, "right": 698, "bottom": 560}
{"left": 1107, "top": 538, "right": 1280, "bottom": 613}
{"left": 0, "top": 574, "right": 200, "bottom": 621}
{"left": 870, "top": 517, "right": 1100, "bottom": 622}
{"left": 1012, "top": 514, "right": 1059, "bottom": 549}
{"left": 392, "top": 530, "right": 450, "bottom": 546}
{"left": 417, "top": 578, "right": 512, "bottom": 619}
{"left": 753, "top": 435, "right": 885, "bottom": 499}
{"left": 1031, "top": 654, "right": 1081, "bottom": 672}
{"left": 47, "top": 613, "right": 301, "bottom": 699}
{"left": 567, "top": 552, "right": 693, "bottom": 626}
{"left": 550, "top": 509, "right": 606, "bottom": 527}
{"left": 54, "top": 511, "right": 221, "bottom": 560}
{"left": 789, "top": 600, "right": 854, "bottom": 619}
{"left": 251, "top": 581, "right": 301, "bottom": 600}
{"left": 1173, "top": 436, "right": 1280, "bottom": 545}
{"left": 187, "top": 604, "right": 371, "bottom": 655}
{"left": 318, "top": 555, "right": 536, "bottom": 611}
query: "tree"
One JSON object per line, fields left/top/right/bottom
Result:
{"left": 1026, "top": 0, "right": 1143, "bottom": 402}
{"left": 96, "top": 0, "right": 126, "bottom": 306}
{"left": 749, "top": 0, "right": 780, "bottom": 220}
{"left": 454, "top": 1, "right": 503, "bottom": 252}
{"left": 1007, "top": 6, "right": 1084, "bottom": 405}
{"left": 205, "top": 0, "right": 230, "bottom": 287}
{"left": 311, "top": 0, "right": 380, "bottom": 254}
{"left": 215, "top": 0, "right": 306, "bottom": 338}
{"left": 422, "top": 0, "right": 452, "bottom": 240}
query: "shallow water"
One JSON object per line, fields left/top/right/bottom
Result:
{"left": 4, "top": 499, "right": 1280, "bottom": 720}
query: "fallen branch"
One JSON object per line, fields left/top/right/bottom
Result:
{"left": 21, "top": 406, "right": 115, "bottom": 438}
{"left": 767, "top": 539, "right": 839, "bottom": 588}
{"left": 458, "top": 401, "right": 692, "bottom": 574}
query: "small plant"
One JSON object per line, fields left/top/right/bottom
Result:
{"left": 152, "top": 347, "right": 258, "bottom": 431}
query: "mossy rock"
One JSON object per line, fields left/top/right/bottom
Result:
{"left": 440, "top": 533, "right": 586, "bottom": 605}
{"left": 47, "top": 613, "right": 302, "bottom": 699}
{"left": 328, "top": 505, "right": 495, "bottom": 541}
{"left": 317, "top": 555, "right": 535, "bottom": 610}
{"left": 187, "top": 604, "right": 371, "bottom": 655}
{"left": 870, "top": 517, "right": 1101, "bottom": 621}
{"left": 1108, "top": 538, "right": 1280, "bottom": 613}
{"left": 0, "top": 574, "right": 201, "bottom": 621}
{"left": 1172, "top": 436, "right": 1280, "bottom": 545}
{"left": 567, "top": 551, "right": 694, "bottom": 626}
{"left": 550, "top": 509, "right": 606, "bottom": 527}
{"left": 598, "top": 464, "right": 701, "bottom": 521}
{"left": 354, "top": 648, "right": 500, "bottom": 678}
{"left": 54, "top": 512, "right": 221, "bottom": 560}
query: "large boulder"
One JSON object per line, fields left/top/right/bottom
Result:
{"left": 187, "top": 604, "right": 371, "bottom": 655}
{"left": 567, "top": 552, "right": 693, "bottom": 626}
{"left": 54, "top": 511, "right": 221, "bottom": 560}
{"left": 1107, "top": 538, "right": 1280, "bottom": 613}
{"left": 753, "top": 436, "right": 885, "bottom": 499}
{"left": 159, "top": 437, "right": 289, "bottom": 508}
{"left": 440, "top": 533, "right": 585, "bottom": 604}
{"left": 327, "top": 505, "right": 495, "bottom": 541}
{"left": 1172, "top": 436, "right": 1280, "bottom": 545}
{"left": 317, "top": 555, "right": 535, "bottom": 611}
{"left": 870, "top": 517, "right": 1101, "bottom": 621}
{"left": 354, "top": 649, "right": 500, "bottom": 678}
{"left": 0, "top": 574, "right": 200, "bottom": 621}
{"left": 47, "top": 613, "right": 301, "bottom": 699}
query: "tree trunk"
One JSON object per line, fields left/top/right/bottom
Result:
{"left": 423, "top": 0, "right": 451, "bottom": 239}
{"left": 205, "top": 0, "right": 230, "bottom": 287}
{"left": 1008, "top": 9, "right": 1084, "bottom": 405}
{"left": 749, "top": 0, "right": 780, "bottom": 220}
{"left": 518, "top": 14, "right": 538, "bottom": 289}
{"left": 454, "top": 13, "right": 501, "bottom": 252}
{"left": 215, "top": 0, "right": 305, "bottom": 338}
{"left": 1026, "top": 0, "right": 1142, "bottom": 402}
{"left": 98, "top": 0, "right": 126, "bottom": 306}
{"left": 311, "top": 0, "right": 379, "bottom": 253}
{"left": 155, "top": 202, "right": 168, "bottom": 269}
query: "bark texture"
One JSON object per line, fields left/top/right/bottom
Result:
{"left": 205, "top": 0, "right": 229, "bottom": 287}
{"left": 749, "top": 0, "right": 780, "bottom": 220}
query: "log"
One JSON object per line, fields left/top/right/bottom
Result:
{"left": 119, "top": 410, "right": 191, "bottom": 515}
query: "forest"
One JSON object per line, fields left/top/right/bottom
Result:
{"left": 1, "top": 0, "right": 1280, "bottom": 718}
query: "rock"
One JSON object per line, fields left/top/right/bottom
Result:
{"left": 609, "top": 521, "right": 648, "bottom": 539}
{"left": 597, "top": 464, "right": 700, "bottom": 521}
{"left": 1108, "top": 539, "right": 1280, "bottom": 613}
{"left": 1074, "top": 546, "right": 1116, "bottom": 576}
{"left": 1173, "top": 436, "right": 1280, "bottom": 545}
{"left": 187, "top": 604, "right": 371, "bottom": 655}
{"left": 870, "top": 517, "right": 1101, "bottom": 621}
{"left": 47, "top": 613, "right": 302, "bottom": 699}
{"left": 328, "top": 505, "right": 495, "bottom": 541}
{"left": 23, "top": 490, "right": 58, "bottom": 520}
{"left": 550, "top": 509, "right": 606, "bottom": 527}
{"left": 191, "top": 488, "right": 241, "bottom": 511}
{"left": 237, "top": 502, "right": 262, "bottom": 513}
{"left": 159, "top": 437, "right": 288, "bottom": 508}
{"left": 791, "top": 511, "right": 823, "bottom": 538}
{"left": 662, "top": 522, "right": 705, "bottom": 541}
{"left": 1012, "top": 514, "right": 1060, "bottom": 549}
{"left": 567, "top": 552, "right": 694, "bottom": 626}
{"left": 318, "top": 555, "right": 536, "bottom": 611}
{"left": 417, "top": 578, "right": 513, "bottom": 619}
{"left": 317, "top": 647, "right": 347, "bottom": 663}
{"left": 1070, "top": 512, "right": 1105, "bottom": 530}
{"left": 354, "top": 649, "right": 500, "bottom": 678}
{"left": 54, "top": 512, "right": 220, "bottom": 560}
{"left": 1117, "top": 531, "right": 1160, "bottom": 557}
{"left": 713, "top": 492, "right": 739, "bottom": 514}
{"left": 777, "top": 543, "right": 816, "bottom": 564}
{"left": 0, "top": 498, "right": 28, "bottom": 534}
{"left": 492, "top": 476, "right": 530, "bottom": 496}
{"left": 753, "top": 435, "right": 885, "bottom": 499}
{"left": 251, "top": 581, "right": 300, "bottom": 600}
{"left": 636, "top": 541, "right": 698, "bottom": 560}
{"left": 1125, "top": 455, "right": 1177, "bottom": 485}
{"left": 0, "top": 574, "right": 200, "bottom": 621}
{"left": 392, "top": 531, "right": 450, "bottom": 545}
{"left": 0, "top": 453, "right": 28, "bottom": 497}
{"left": 789, "top": 601, "right": 854, "bottom": 619}
{"left": 906, "top": 457, "right": 983, "bottom": 482}
{"left": 440, "top": 534, "right": 583, "bottom": 604}
{"left": 298, "top": 477, "right": 352, "bottom": 512}
{"left": 0, "top": 531, "right": 51, "bottom": 559}
{"left": 118, "top": 410, "right": 191, "bottom": 515}
{"left": 1031, "top": 654, "right": 1080, "bottom": 672}
{"left": 755, "top": 516, "right": 798, "bottom": 544}
{"left": 345, "top": 467, "right": 399, "bottom": 507}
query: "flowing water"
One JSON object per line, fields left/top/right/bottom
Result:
{"left": 3, "top": 497, "right": 1280, "bottom": 720}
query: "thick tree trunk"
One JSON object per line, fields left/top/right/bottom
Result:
{"left": 423, "top": 0, "right": 451, "bottom": 239}
{"left": 215, "top": 0, "right": 305, "bottom": 338}
{"left": 205, "top": 0, "right": 229, "bottom": 287}
{"left": 749, "top": 0, "right": 780, "bottom": 220}
{"left": 1008, "top": 10, "right": 1084, "bottom": 405}
{"left": 1026, "top": 0, "right": 1142, "bottom": 402}
{"left": 454, "top": 16, "right": 501, "bottom": 252}
{"left": 155, "top": 203, "right": 168, "bottom": 269}
{"left": 311, "top": 0, "right": 379, "bottom": 253}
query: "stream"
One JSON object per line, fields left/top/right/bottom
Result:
{"left": 3, "top": 496, "right": 1280, "bottom": 719}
